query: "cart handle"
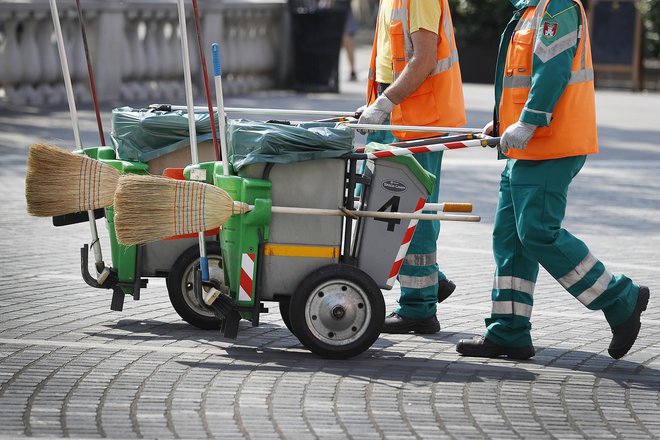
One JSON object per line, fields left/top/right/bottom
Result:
{"left": 235, "top": 203, "right": 481, "bottom": 223}
{"left": 343, "top": 122, "right": 483, "bottom": 134}
{"left": 151, "top": 104, "right": 358, "bottom": 118}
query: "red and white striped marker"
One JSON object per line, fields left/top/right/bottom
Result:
{"left": 360, "top": 138, "right": 499, "bottom": 160}
{"left": 354, "top": 134, "right": 477, "bottom": 153}
{"left": 239, "top": 253, "right": 255, "bottom": 302}
{"left": 386, "top": 198, "right": 426, "bottom": 287}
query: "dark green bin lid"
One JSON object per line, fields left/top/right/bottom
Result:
{"left": 364, "top": 142, "right": 436, "bottom": 195}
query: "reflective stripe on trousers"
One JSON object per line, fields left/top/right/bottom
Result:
{"left": 400, "top": 252, "right": 438, "bottom": 291}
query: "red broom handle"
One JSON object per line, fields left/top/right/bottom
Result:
{"left": 191, "top": 0, "right": 220, "bottom": 161}
{"left": 74, "top": 0, "right": 105, "bottom": 146}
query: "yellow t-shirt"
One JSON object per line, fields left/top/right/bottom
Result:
{"left": 375, "top": 0, "right": 442, "bottom": 84}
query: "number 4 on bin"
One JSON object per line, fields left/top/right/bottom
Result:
{"left": 375, "top": 196, "right": 401, "bottom": 232}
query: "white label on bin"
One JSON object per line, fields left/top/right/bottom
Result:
{"left": 382, "top": 180, "right": 407, "bottom": 193}
{"left": 190, "top": 168, "right": 207, "bottom": 181}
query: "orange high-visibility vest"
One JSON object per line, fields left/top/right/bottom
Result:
{"left": 500, "top": 0, "right": 598, "bottom": 160}
{"left": 366, "top": 0, "right": 466, "bottom": 140}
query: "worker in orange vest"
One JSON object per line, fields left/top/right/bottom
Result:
{"left": 456, "top": 0, "right": 649, "bottom": 360}
{"left": 358, "top": 0, "right": 465, "bottom": 333}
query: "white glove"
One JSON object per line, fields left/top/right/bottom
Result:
{"left": 482, "top": 120, "right": 495, "bottom": 136}
{"left": 354, "top": 104, "right": 367, "bottom": 119}
{"left": 357, "top": 94, "right": 395, "bottom": 134}
{"left": 499, "top": 121, "right": 536, "bottom": 154}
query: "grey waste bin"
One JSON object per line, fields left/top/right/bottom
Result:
{"left": 356, "top": 153, "right": 436, "bottom": 289}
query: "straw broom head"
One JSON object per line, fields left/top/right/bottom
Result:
{"left": 25, "top": 143, "right": 120, "bottom": 216}
{"left": 114, "top": 174, "right": 238, "bottom": 245}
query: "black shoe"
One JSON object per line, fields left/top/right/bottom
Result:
{"left": 608, "top": 286, "right": 650, "bottom": 359}
{"left": 437, "top": 279, "right": 456, "bottom": 303}
{"left": 349, "top": 71, "right": 357, "bottom": 81}
{"left": 382, "top": 312, "right": 440, "bottom": 334}
{"left": 456, "top": 336, "right": 535, "bottom": 360}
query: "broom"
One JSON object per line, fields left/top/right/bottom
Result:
{"left": 25, "top": 143, "right": 120, "bottom": 217}
{"left": 46, "top": 0, "right": 112, "bottom": 280}
{"left": 114, "top": 175, "right": 240, "bottom": 245}
{"left": 113, "top": 175, "right": 480, "bottom": 245}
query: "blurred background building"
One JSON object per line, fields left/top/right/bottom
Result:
{"left": 0, "top": 0, "right": 658, "bottom": 108}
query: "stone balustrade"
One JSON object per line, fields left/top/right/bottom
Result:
{"left": 0, "top": 0, "right": 290, "bottom": 107}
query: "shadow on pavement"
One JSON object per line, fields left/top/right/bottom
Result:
{"left": 177, "top": 347, "right": 540, "bottom": 386}
{"left": 89, "top": 319, "right": 659, "bottom": 390}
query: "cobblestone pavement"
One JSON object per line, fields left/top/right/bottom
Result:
{"left": 1, "top": 58, "right": 660, "bottom": 437}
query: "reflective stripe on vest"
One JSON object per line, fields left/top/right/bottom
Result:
{"left": 534, "top": 29, "right": 579, "bottom": 63}
{"left": 499, "top": 0, "right": 598, "bottom": 160}
{"left": 390, "top": 1, "right": 459, "bottom": 82}
{"left": 516, "top": 16, "right": 540, "bottom": 32}
{"left": 502, "top": 68, "right": 594, "bottom": 89}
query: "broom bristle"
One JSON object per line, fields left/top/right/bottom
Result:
{"left": 25, "top": 143, "right": 121, "bottom": 216}
{"left": 114, "top": 174, "right": 234, "bottom": 245}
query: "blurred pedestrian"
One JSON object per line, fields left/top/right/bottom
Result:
{"left": 343, "top": 4, "right": 360, "bottom": 81}
{"left": 357, "top": 0, "right": 465, "bottom": 334}
{"left": 456, "top": 0, "right": 650, "bottom": 360}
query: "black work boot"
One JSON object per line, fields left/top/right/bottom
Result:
{"left": 456, "top": 336, "right": 535, "bottom": 360}
{"left": 437, "top": 279, "right": 456, "bottom": 303}
{"left": 382, "top": 312, "right": 440, "bottom": 334}
{"left": 608, "top": 286, "right": 650, "bottom": 360}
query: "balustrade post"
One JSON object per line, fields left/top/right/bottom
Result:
{"left": 278, "top": 4, "right": 293, "bottom": 87}
{"left": 1, "top": 1, "right": 290, "bottom": 106}
{"left": 93, "top": 6, "right": 124, "bottom": 103}
{"left": 201, "top": 5, "right": 224, "bottom": 94}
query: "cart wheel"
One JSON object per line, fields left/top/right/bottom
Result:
{"left": 290, "top": 264, "right": 384, "bottom": 359}
{"left": 166, "top": 242, "right": 224, "bottom": 330}
{"left": 279, "top": 298, "right": 295, "bottom": 335}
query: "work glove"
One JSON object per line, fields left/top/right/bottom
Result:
{"left": 357, "top": 94, "right": 395, "bottom": 134}
{"left": 482, "top": 120, "right": 495, "bottom": 136}
{"left": 499, "top": 121, "right": 536, "bottom": 154}
{"left": 354, "top": 104, "right": 366, "bottom": 119}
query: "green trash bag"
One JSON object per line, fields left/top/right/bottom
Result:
{"left": 111, "top": 106, "right": 216, "bottom": 162}
{"left": 227, "top": 119, "right": 355, "bottom": 171}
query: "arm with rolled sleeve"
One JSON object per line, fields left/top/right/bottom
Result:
{"left": 358, "top": 0, "right": 441, "bottom": 128}
{"left": 521, "top": 1, "right": 580, "bottom": 128}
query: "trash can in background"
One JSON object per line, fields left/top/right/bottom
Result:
{"left": 289, "top": 0, "right": 349, "bottom": 93}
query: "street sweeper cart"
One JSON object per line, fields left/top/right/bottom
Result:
{"left": 108, "top": 114, "right": 496, "bottom": 359}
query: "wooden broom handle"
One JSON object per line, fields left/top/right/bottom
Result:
{"left": 233, "top": 202, "right": 480, "bottom": 222}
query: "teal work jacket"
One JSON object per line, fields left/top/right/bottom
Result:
{"left": 494, "top": 0, "right": 581, "bottom": 134}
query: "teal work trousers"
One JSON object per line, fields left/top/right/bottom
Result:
{"left": 486, "top": 156, "right": 639, "bottom": 348}
{"left": 366, "top": 128, "right": 446, "bottom": 319}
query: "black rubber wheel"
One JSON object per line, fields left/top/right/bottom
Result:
{"left": 279, "top": 298, "right": 295, "bottom": 335}
{"left": 290, "top": 264, "right": 385, "bottom": 359}
{"left": 166, "top": 242, "right": 224, "bottom": 330}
